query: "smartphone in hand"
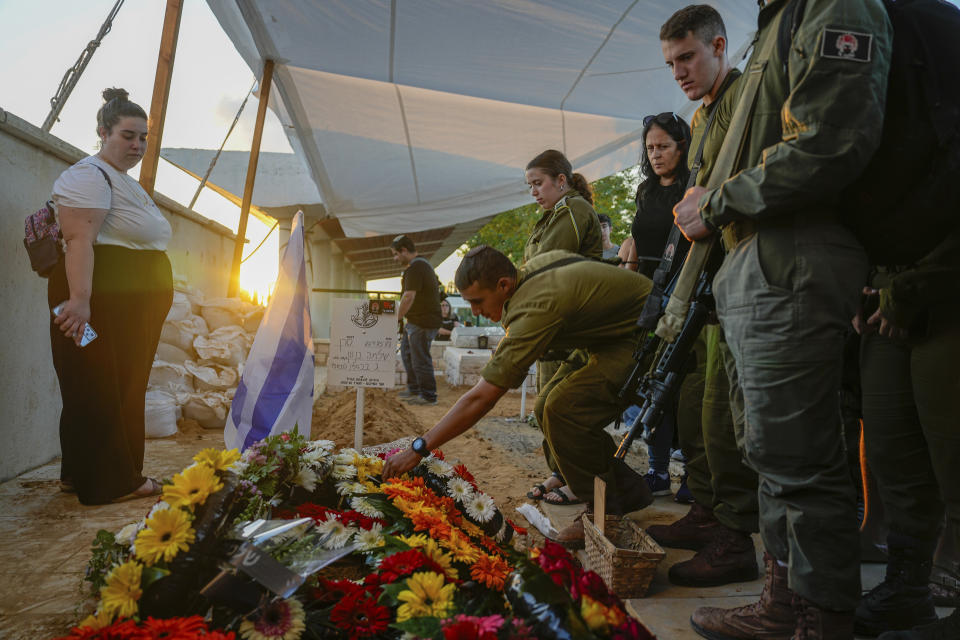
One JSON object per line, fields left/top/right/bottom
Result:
{"left": 52, "top": 302, "right": 98, "bottom": 347}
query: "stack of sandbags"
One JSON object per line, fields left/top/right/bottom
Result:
{"left": 146, "top": 290, "right": 265, "bottom": 436}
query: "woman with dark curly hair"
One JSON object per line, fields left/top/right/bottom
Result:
{"left": 619, "top": 112, "right": 692, "bottom": 279}
{"left": 49, "top": 88, "right": 172, "bottom": 504}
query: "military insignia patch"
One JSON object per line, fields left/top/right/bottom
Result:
{"left": 821, "top": 28, "right": 872, "bottom": 62}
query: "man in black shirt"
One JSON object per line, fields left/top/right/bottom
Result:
{"left": 391, "top": 235, "right": 442, "bottom": 405}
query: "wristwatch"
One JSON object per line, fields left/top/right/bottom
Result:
{"left": 411, "top": 437, "right": 430, "bottom": 457}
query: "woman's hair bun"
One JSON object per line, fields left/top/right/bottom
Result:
{"left": 102, "top": 87, "right": 129, "bottom": 103}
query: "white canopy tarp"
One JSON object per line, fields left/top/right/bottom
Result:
{"left": 207, "top": 1, "right": 756, "bottom": 237}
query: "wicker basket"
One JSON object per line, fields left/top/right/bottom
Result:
{"left": 583, "top": 514, "right": 665, "bottom": 598}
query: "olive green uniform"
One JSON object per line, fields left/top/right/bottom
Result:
{"left": 860, "top": 229, "right": 960, "bottom": 575}
{"left": 481, "top": 250, "right": 651, "bottom": 500}
{"left": 679, "top": 68, "right": 760, "bottom": 535}
{"left": 697, "top": 0, "right": 892, "bottom": 611}
{"left": 523, "top": 190, "right": 603, "bottom": 393}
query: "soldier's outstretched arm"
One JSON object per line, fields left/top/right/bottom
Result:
{"left": 382, "top": 379, "right": 507, "bottom": 477}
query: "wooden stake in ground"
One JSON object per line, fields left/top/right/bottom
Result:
{"left": 594, "top": 476, "right": 607, "bottom": 536}
{"left": 354, "top": 387, "right": 365, "bottom": 449}
{"left": 139, "top": 0, "right": 183, "bottom": 196}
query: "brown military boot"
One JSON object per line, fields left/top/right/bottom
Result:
{"left": 668, "top": 524, "right": 759, "bottom": 587}
{"left": 791, "top": 594, "right": 854, "bottom": 640}
{"left": 690, "top": 552, "right": 795, "bottom": 640}
{"left": 647, "top": 502, "right": 721, "bottom": 551}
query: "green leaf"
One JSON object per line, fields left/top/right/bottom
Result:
{"left": 392, "top": 616, "right": 442, "bottom": 639}
{"left": 139, "top": 565, "right": 171, "bottom": 588}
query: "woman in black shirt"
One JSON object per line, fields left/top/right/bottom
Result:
{"left": 619, "top": 112, "right": 691, "bottom": 279}
{"left": 436, "top": 299, "right": 460, "bottom": 341}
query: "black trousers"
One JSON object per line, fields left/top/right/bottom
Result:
{"left": 48, "top": 245, "right": 172, "bottom": 504}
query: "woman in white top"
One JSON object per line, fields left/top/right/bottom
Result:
{"left": 49, "top": 88, "right": 172, "bottom": 504}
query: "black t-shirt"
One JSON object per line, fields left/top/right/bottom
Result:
{"left": 402, "top": 257, "right": 442, "bottom": 328}
{"left": 631, "top": 179, "right": 690, "bottom": 280}
{"left": 440, "top": 313, "right": 459, "bottom": 333}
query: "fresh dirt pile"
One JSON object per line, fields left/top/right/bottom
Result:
{"left": 310, "top": 388, "right": 424, "bottom": 448}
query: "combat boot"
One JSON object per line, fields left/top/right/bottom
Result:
{"left": 876, "top": 608, "right": 960, "bottom": 639}
{"left": 610, "top": 458, "right": 654, "bottom": 514}
{"left": 669, "top": 524, "right": 758, "bottom": 587}
{"left": 690, "top": 552, "right": 795, "bottom": 640}
{"left": 929, "top": 519, "right": 959, "bottom": 607}
{"left": 791, "top": 594, "right": 854, "bottom": 640}
{"left": 647, "top": 502, "right": 720, "bottom": 551}
{"left": 855, "top": 532, "right": 938, "bottom": 637}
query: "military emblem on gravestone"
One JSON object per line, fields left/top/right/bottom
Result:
{"left": 351, "top": 302, "right": 378, "bottom": 329}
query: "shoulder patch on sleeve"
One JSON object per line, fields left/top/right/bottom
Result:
{"left": 821, "top": 28, "right": 872, "bottom": 62}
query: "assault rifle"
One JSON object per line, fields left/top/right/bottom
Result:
{"left": 614, "top": 241, "right": 723, "bottom": 460}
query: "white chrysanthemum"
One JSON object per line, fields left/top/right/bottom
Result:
{"left": 353, "top": 523, "right": 385, "bottom": 551}
{"left": 331, "top": 464, "right": 357, "bottom": 480}
{"left": 307, "top": 439, "right": 335, "bottom": 453}
{"left": 294, "top": 467, "right": 318, "bottom": 491}
{"left": 464, "top": 491, "right": 497, "bottom": 523}
{"left": 301, "top": 448, "right": 326, "bottom": 464}
{"left": 335, "top": 480, "right": 367, "bottom": 496}
{"left": 334, "top": 449, "right": 359, "bottom": 465}
{"left": 230, "top": 459, "right": 249, "bottom": 474}
{"left": 350, "top": 496, "right": 384, "bottom": 519}
{"left": 446, "top": 477, "right": 473, "bottom": 502}
{"left": 115, "top": 521, "right": 142, "bottom": 549}
{"left": 148, "top": 501, "right": 171, "bottom": 518}
{"left": 317, "top": 518, "right": 357, "bottom": 549}
{"left": 423, "top": 456, "right": 453, "bottom": 477}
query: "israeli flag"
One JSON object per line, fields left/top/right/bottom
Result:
{"left": 226, "top": 211, "right": 314, "bottom": 451}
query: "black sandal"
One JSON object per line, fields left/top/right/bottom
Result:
{"left": 542, "top": 486, "right": 584, "bottom": 506}
{"left": 526, "top": 471, "right": 563, "bottom": 501}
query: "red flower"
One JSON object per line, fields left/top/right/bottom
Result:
{"left": 506, "top": 519, "right": 528, "bottom": 536}
{"left": 571, "top": 570, "right": 610, "bottom": 603}
{"left": 330, "top": 592, "right": 391, "bottom": 638}
{"left": 453, "top": 464, "right": 478, "bottom": 488}
{"left": 339, "top": 510, "right": 387, "bottom": 530}
{"left": 310, "top": 577, "right": 364, "bottom": 604}
{"left": 442, "top": 620, "right": 497, "bottom": 640}
{"left": 137, "top": 615, "right": 208, "bottom": 638}
{"left": 612, "top": 615, "right": 656, "bottom": 640}
{"left": 378, "top": 549, "right": 430, "bottom": 583}
{"left": 431, "top": 449, "right": 445, "bottom": 460}
{"left": 275, "top": 502, "right": 339, "bottom": 522}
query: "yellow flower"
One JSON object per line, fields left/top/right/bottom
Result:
{"left": 193, "top": 447, "right": 241, "bottom": 472}
{"left": 100, "top": 561, "right": 142, "bottom": 619}
{"left": 580, "top": 594, "right": 625, "bottom": 632}
{"left": 396, "top": 572, "right": 456, "bottom": 622}
{"left": 163, "top": 463, "right": 224, "bottom": 510}
{"left": 441, "top": 530, "right": 480, "bottom": 563}
{"left": 239, "top": 597, "right": 306, "bottom": 640}
{"left": 420, "top": 539, "right": 458, "bottom": 580}
{"left": 135, "top": 507, "right": 196, "bottom": 565}
{"left": 77, "top": 607, "right": 114, "bottom": 630}
{"left": 398, "top": 533, "right": 429, "bottom": 548}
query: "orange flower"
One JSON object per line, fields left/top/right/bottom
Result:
{"left": 409, "top": 511, "right": 452, "bottom": 540}
{"left": 471, "top": 553, "right": 510, "bottom": 591}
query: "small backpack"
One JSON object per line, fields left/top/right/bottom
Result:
{"left": 780, "top": 0, "right": 960, "bottom": 267}
{"left": 23, "top": 162, "right": 112, "bottom": 278}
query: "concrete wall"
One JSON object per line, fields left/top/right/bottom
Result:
{"left": 0, "top": 108, "right": 236, "bottom": 481}
{"left": 303, "top": 229, "right": 368, "bottom": 340}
